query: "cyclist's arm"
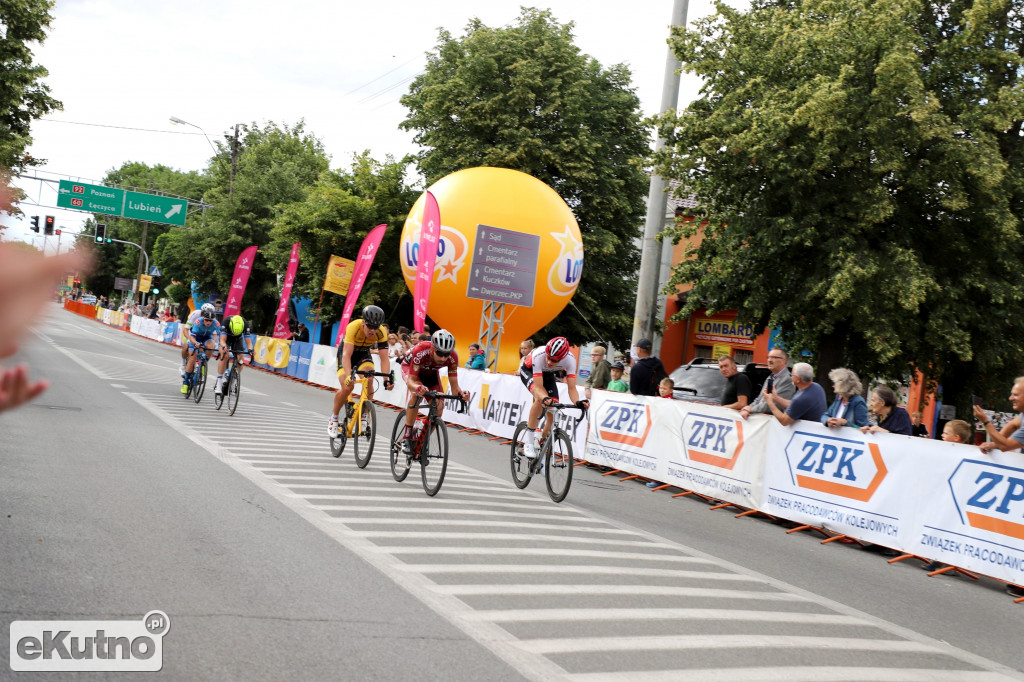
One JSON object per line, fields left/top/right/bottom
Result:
{"left": 565, "top": 375, "right": 581, "bottom": 404}
{"left": 340, "top": 343, "right": 355, "bottom": 382}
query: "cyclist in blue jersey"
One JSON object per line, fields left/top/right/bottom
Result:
{"left": 181, "top": 307, "right": 221, "bottom": 394}
{"left": 180, "top": 302, "right": 215, "bottom": 377}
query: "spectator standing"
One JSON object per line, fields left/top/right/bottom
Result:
{"left": 519, "top": 339, "right": 535, "bottom": 360}
{"left": 658, "top": 377, "right": 675, "bottom": 399}
{"left": 861, "top": 385, "right": 913, "bottom": 436}
{"left": 767, "top": 362, "right": 827, "bottom": 425}
{"left": 740, "top": 348, "right": 795, "bottom": 419}
{"left": 585, "top": 345, "right": 612, "bottom": 399}
{"left": 821, "top": 368, "right": 869, "bottom": 429}
{"left": 942, "top": 419, "right": 971, "bottom": 443}
{"left": 295, "top": 323, "right": 310, "bottom": 343}
{"left": 606, "top": 363, "right": 628, "bottom": 392}
{"left": 911, "top": 411, "right": 929, "bottom": 438}
{"left": 629, "top": 338, "right": 668, "bottom": 396}
{"left": 718, "top": 355, "right": 752, "bottom": 410}
{"left": 974, "top": 377, "right": 1024, "bottom": 454}
{"left": 465, "top": 343, "right": 486, "bottom": 370}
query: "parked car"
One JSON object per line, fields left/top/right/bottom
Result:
{"left": 670, "top": 358, "right": 772, "bottom": 405}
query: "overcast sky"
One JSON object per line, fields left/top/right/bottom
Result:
{"left": 2, "top": 0, "right": 747, "bottom": 248}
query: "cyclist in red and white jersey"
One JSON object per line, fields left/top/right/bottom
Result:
{"left": 399, "top": 329, "right": 470, "bottom": 456}
{"left": 519, "top": 336, "right": 588, "bottom": 459}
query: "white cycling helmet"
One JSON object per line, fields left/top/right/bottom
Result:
{"left": 431, "top": 329, "right": 456, "bottom": 354}
{"left": 201, "top": 303, "right": 215, "bottom": 314}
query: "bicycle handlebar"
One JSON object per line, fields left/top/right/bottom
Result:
{"left": 423, "top": 391, "right": 468, "bottom": 415}
{"left": 544, "top": 401, "right": 588, "bottom": 419}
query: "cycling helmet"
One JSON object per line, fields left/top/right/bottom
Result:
{"left": 227, "top": 315, "right": 245, "bottom": 336}
{"left": 431, "top": 329, "right": 456, "bottom": 354}
{"left": 362, "top": 305, "right": 385, "bottom": 328}
{"left": 201, "top": 302, "right": 215, "bottom": 314}
{"left": 546, "top": 336, "right": 570, "bottom": 360}
{"left": 200, "top": 308, "right": 216, "bottom": 321}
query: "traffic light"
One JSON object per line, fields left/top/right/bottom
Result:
{"left": 151, "top": 273, "right": 161, "bottom": 295}
{"left": 29, "top": 216, "right": 39, "bottom": 233}
{"left": 44, "top": 216, "right": 55, "bottom": 235}
{"left": 95, "top": 223, "right": 106, "bottom": 243}
{"left": 55, "top": 229, "right": 61, "bottom": 236}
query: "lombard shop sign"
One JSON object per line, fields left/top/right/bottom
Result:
{"left": 694, "top": 319, "right": 757, "bottom": 346}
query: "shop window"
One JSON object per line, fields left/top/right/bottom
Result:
{"left": 693, "top": 345, "right": 713, "bottom": 360}
{"left": 734, "top": 349, "right": 754, "bottom": 365}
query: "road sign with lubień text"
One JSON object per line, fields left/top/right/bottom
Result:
{"left": 56, "top": 180, "right": 188, "bottom": 227}
{"left": 122, "top": 191, "right": 187, "bottom": 226}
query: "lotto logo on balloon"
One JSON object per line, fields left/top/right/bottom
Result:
{"left": 548, "top": 225, "right": 584, "bottom": 297}
{"left": 400, "top": 225, "right": 468, "bottom": 285}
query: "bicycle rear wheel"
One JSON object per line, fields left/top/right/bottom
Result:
{"left": 193, "top": 360, "right": 207, "bottom": 404}
{"left": 226, "top": 366, "right": 241, "bottom": 416}
{"left": 389, "top": 411, "right": 410, "bottom": 481}
{"left": 510, "top": 421, "right": 533, "bottom": 489}
{"left": 545, "top": 428, "right": 574, "bottom": 503}
{"left": 353, "top": 401, "right": 377, "bottom": 469}
{"left": 420, "top": 419, "right": 448, "bottom": 496}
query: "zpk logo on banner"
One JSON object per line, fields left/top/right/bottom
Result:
{"left": 948, "top": 459, "right": 1024, "bottom": 541}
{"left": 681, "top": 412, "right": 745, "bottom": 469}
{"left": 594, "top": 400, "right": 651, "bottom": 448}
{"left": 784, "top": 431, "right": 887, "bottom": 502}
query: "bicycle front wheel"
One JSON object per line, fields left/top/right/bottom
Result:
{"left": 193, "top": 360, "right": 207, "bottom": 404}
{"left": 545, "top": 428, "right": 574, "bottom": 503}
{"left": 420, "top": 419, "right": 448, "bottom": 496}
{"left": 510, "top": 421, "right": 533, "bottom": 489}
{"left": 353, "top": 401, "right": 377, "bottom": 469}
{"left": 389, "top": 411, "right": 410, "bottom": 482}
{"left": 226, "top": 367, "right": 241, "bottom": 416}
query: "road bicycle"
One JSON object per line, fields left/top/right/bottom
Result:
{"left": 331, "top": 368, "right": 394, "bottom": 468}
{"left": 183, "top": 344, "right": 215, "bottom": 404}
{"left": 510, "top": 402, "right": 587, "bottom": 503}
{"left": 389, "top": 391, "right": 467, "bottom": 496}
{"left": 214, "top": 349, "right": 252, "bottom": 416}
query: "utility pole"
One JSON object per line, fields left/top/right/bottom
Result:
{"left": 632, "top": 0, "right": 688, "bottom": 355}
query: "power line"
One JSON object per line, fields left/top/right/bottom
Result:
{"left": 37, "top": 119, "right": 205, "bottom": 135}
{"left": 357, "top": 72, "right": 422, "bottom": 105}
{"left": 345, "top": 56, "right": 420, "bottom": 96}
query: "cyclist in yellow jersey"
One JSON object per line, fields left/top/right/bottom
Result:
{"left": 328, "top": 305, "right": 393, "bottom": 437}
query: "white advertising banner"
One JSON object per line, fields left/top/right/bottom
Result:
{"left": 129, "top": 316, "right": 163, "bottom": 341}
{"left": 307, "top": 344, "right": 342, "bottom": 389}
{"left": 903, "top": 445, "right": 1024, "bottom": 586}
{"left": 584, "top": 393, "right": 771, "bottom": 509}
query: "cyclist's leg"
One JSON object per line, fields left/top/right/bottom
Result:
{"left": 184, "top": 342, "right": 198, "bottom": 373}
{"left": 356, "top": 358, "right": 375, "bottom": 401}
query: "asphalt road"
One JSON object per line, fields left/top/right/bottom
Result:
{"left": 2, "top": 304, "right": 1022, "bottom": 681}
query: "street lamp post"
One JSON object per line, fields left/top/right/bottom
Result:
{"left": 169, "top": 116, "right": 218, "bottom": 155}
{"left": 170, "top": 116, "right": 239, "bottom": 194}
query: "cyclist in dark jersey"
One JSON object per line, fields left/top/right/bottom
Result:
{"left": 215, "top": 315, "right": 253, "bottom": 394}
{"left": 399, "top": 329, "right": 470, "bottom": 456}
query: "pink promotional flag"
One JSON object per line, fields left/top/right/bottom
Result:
{"left": 272, "top": 242, "right": 301, "bottom": 339}
{"left": 335, "top": 224, "right": 388, "bottom": 346}
{"left": 223, "top": 245, "right": 258, "bottom": 318}
{"left": 413, "top": 191, "right": 440, "bottom": 333}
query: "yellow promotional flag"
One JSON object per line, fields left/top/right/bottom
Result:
{"left": 139, "top": 274, "right": 153, "bottom": 293}
{"left": 323, "top": 255, "right": 355, "bottom": 296}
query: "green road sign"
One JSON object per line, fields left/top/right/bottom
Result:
{"left": 123, "top": 191, "right": 187, "bottom": 227}
{"left": 56, "top": 181, "right": 125, "bottom": 217}
{"left": 55, "top": 180, "right": 188, "bottom": 227}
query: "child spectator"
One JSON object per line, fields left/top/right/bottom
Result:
{"left": 942, "top": 419, "right": 971, "bottom": 443}
{"left": 606, "top": 363, "right": 629, "bottom": 392}
{"left": 658, "top": 377, "right": 675, "bottom": 398}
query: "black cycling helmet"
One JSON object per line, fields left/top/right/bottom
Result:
{"left": 362, "top": 305, "right": 385, "bottom": 327}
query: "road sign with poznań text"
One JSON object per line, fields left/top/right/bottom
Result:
{"left": 122, "top": 191, "right": 187, "bottom": 226}
{"left": 55, "top": 180, "right": 188, "bottom": 227}
{"left": 56, "top": 181, "right": 125, "bottom": 217}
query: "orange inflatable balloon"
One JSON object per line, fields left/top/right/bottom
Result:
{"left": 400, "top": 167, "right": 583, "bottom": 374}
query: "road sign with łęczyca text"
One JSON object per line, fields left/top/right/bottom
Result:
{"left": 56, "top": 180, "right": 188, "bottom": 227}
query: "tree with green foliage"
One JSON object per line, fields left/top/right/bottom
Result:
{"left": 0, "top": 0, "right": 62, "bottom": 217}
{"left": 156, "top": 121, "right": 329, "bottom": 331}
{"left": 652, "top": 0, "right": 1024, "bottom": 412}
{"left": 400, "top": 8, "right": 649, "bottom": 350}
{"left": 268, "top": 152, "right": 419, "bottom": 331}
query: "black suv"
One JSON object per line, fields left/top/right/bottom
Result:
{"left": 670, "top": 358, "right": 772, "bottom": 405}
